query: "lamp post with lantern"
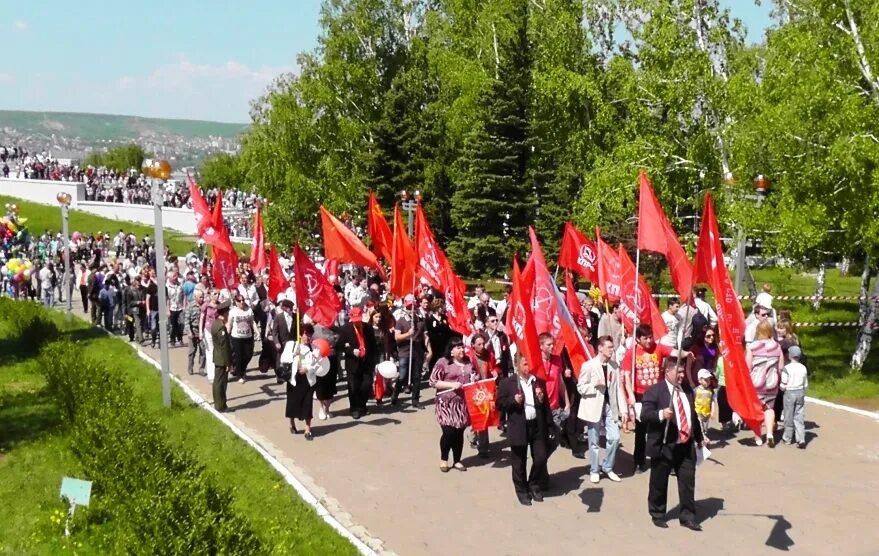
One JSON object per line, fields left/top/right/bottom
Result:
{"left": 143, "top": 158, "right": 173, "bottom": 408}
{"left": 55, "top": 191, "right": 73, "bottom": 314}
{"left": 733, "top": 174, "right": 771, "bottom": 295}
{"left": 400, "top": 190, "right": 421, "bottom": 238}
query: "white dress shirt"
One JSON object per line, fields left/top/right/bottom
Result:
{"left": 659, "top": 380, "right": 692, "bottom": 444}
{"left": 518, "top": 374, "right": 537, "bottom": 421}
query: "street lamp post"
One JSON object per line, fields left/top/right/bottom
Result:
{"left": 56, "top": 192, "right": 73, "bottom": 314}
{"left": 733, "top": 175, "right": 770, "bottom": 294}
{"left": 144, "top": 159, "right": 173, "bottom": 408}
{"left": 400, "top": 190, "right": 421, "bottom": 238}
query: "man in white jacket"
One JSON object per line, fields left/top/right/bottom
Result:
{"left": 577, "top": 335, "right": 629, "bottom": 484}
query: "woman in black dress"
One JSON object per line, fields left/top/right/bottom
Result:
{"left": 313, "top": 321, "right": 339, "bottom": 420}
{"left": 426, "top": 298, "right": 452, "bottom": 372}
{"left": 286, "top": 323, "right": 317, "bottom": 440}
{"left": 369, "top": 308, "right": 396, "bottom": 405}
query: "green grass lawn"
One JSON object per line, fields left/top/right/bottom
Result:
{"left": 0, "top": 309, "right": 358, "bottom": 555}
{"left": 1, "top": 195, "right": 249, "bottom": 257}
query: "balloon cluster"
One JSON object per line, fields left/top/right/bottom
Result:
{"left": 1, "top": 204, "right": 31, "bottom": 258}
{"left": 1, "top": 257, "right": 34, "bottom": 283}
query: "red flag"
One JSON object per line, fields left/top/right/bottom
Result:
{"left": 564, "top": 271, "right": 586, "bottom": 326}
{"left": 463, "top": 379, "right": 501, "bottom": 432}
{"left": 507, "top": 257, "right": 547, "bottom": 381}
{"left": 249, "top": 206, "right": 268, "bottom": 273}
{"left": 319, "top": 206, "right": 382, "bottom": 274}
{"left": 390, "top": 204, "right": 417, "bottom": 298}
{"left": 293, "top": 244, "right": 342, "bottom": 327}
{"left": 323, "top": 258, "right": 340, "bottom": 280}
{"left": 367, "top": 191, "right": 394, "bottom": 262}
{"left": 267, "top": 244, "right": 287, "bottom": 302}
{"left": 617, "top": 244, "right": 667, "bottom": 338}
{"left": 558, "top": 222, "right": 599, "bottom": 282}
{"left": 595, "top": 228, "right": 621, "bottom": 302}
{"left": 554, "top": 276, "right": 593, "bottom": 379}
{"left": 693, "top": 192, "right": 762, "bottom": 433}
{"left": 187, "top": 175, "right": 232, "bottom": 251}
{"left": 527, "top": 227, "right": 562, "bottom": 342}
{"left": 212, "top": 246, "right": 239, "bottom": 291}
{"left": 637, "top": 171, "right": 694, "bottom": 302}
{"left": 440, "top": 259, "right": 472, "bottom": 336}
{"left": 414, "top": 205, "right": 450, "bottom": 291}
{"left": 211, "top": 189, "right": 224, "bottom": 232}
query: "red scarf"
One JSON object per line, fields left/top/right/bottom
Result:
{"left": 353, "top": 323, "right": 366, "bottom": 358}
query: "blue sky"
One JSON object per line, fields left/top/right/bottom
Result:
{"left": 0, "top": 0, "right": 772, "bottom": 123}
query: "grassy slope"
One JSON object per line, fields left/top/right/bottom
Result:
{"left": 1, "top": 195, "right": 248, "bottom": 256}
{"left": 0, "top": 110, "right": 246, "bottom": 141}
{"left": 0, "top": 311, "right": 358, "bottom": 555}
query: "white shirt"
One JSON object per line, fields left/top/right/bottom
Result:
{"left": 659, "top": 310, "right": 682, "bottom": 347}
{"left": 39, "top": 267, "right": 53, "bottom": 290}
{"left": 659, "top": 380, "right": 692, "bottom": 444}
{"left": 518, "top": 374, "right": 537, "bottom": 421}
{"left": 781, "top": 362, "right": 808, "bottom": 391}
{"left": 693, "top": 297, "right": 718, "bottom": 326}
{"left": 345, "top": 283, "right": 367, "bottom": 308}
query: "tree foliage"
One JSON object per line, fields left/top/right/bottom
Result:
{"left": 238, "top": 0, "right": 879, "bottom": 270}
{"left": 83, "top": 143, "right": 147, "bottom": 174}
{"left": 199, "top": 153, "right": 247, "bottom": 191}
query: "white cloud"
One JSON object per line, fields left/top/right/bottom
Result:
{"left": 13, "top": 19, "right": 29, "bottom": 31}
{"left": 0, "top": 73, "right": 14, "bottom": 84}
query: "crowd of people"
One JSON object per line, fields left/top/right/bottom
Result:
{"left": 2, "top": 214, "right": 811, "bottom": 524}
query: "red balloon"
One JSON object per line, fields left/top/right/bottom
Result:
{"left": 312, "top": 338, "right": 331, "bottom": 358}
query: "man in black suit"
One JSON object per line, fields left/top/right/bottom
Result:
{"left": 271, "top": 298, "right": 297, "bottom": 382}
{"left": 641, "top": 357, "right": 704, "bottom": 531}
{"left": 496, "top": 351, "right": 553, "bottom": 506}
{"left": 335, "top": 307, "right": 375, "bottom": 419}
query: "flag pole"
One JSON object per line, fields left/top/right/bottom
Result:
{"left": 631, "top": 246, "right": 641, "bottom": 382}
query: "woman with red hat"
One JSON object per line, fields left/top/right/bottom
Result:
{"left": 335, "top": 306, "right": 375, "bottom": 419}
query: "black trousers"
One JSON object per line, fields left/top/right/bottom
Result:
{"left": 717, "top": 386, "right": 733, "bottom": 424}
{"left": 79, "top": 285, "right": 89, "bottom": 312}
{"left": 634, "top": 393, "right": 647, "bottom": 466}
{"left": 440, "top": 425, "right": 465, "bottom": 462}
{"left": 510, "top": 420, "right": 548, "bottom": 495}
{"left": 170, "top": 310, "right": 183, "bottom": 342}
{"left": 348, "top": 371, "right": 372, "bottom": 413}
{"left": 213, "top": 365, "right": 229, "bottom": 411}
{"left": 230, "top": 337, "right": 254, "bottom": 377}
{"left": 648, "top": 443, "right": 697, "bottom": 522}
{"left": 564, "top": 376, "right": 584, "bottom": 453}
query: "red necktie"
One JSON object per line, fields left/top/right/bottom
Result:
{"left": 675, "top": 387, "right": 690, "bottom": 443}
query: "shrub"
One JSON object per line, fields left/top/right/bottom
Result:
{"left": 0, "top": 297, "right": 58, "bottom": 349}
{"left": 37, "top": 341, "right": 262, "bottom": 555}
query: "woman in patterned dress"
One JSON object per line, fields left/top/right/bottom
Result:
{"left": 746, "top": 320, "right": 784, "bottom": 447}
{"left": 429, "top": 337, "right": 476, "bottom": 472}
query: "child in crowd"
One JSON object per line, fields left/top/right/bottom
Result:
{"left": 694, "top": 369, "right": 714, "bottom": 445}
{"left": 780, "top": 345, "right": 809, "bottom": 449}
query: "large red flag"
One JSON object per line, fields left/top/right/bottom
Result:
{"left": 564, "top": 271, "right": 586, "bottom": 325}
{"left": 595, "top": 228, "right": 621, "bottom": 302}
{"left": 211, "top": 190, "right": 224, "bottom": 234}
{"left": 441, "top": 260, "right": 472, "bottom": 336}
{"left": 617, "top": 244, "right": 667, "bottom": 338}
{"left": 463, "top": 379, "right": 501, "bottom": 432}
{"left": 367, "top": 191, "right": 394, "bottom": 262}
{"left": 319, "top": 206, "right": 381, "bottom": 273}
{"left": 508, "top": 257, "right": 547, "bottom": 381}
{"left": 414, "top": 205, "right": 450, "bottom": 291}
{"left": 293, "top": 244, "right": 342, "bottom": 327}
{"left": 558, "top": 222, "right": 599, "bottom": 283}
{"left": 267, "top": 244, "right": 287, "bottom": 302}
{"left": 249, "top": 206, "right": 268, "bottom": 273}
{"left": 187, "top": 174, "right": 232, "bottom": 252}
{"left": 693, "top": 193, "right": 762, "bottom": 433}
{"left": 527, "top": 227, "right": 562, "bottom": 341}
{"left": 390, "top": 204, "right": 417, "bottom": 298}
{"left": 554, "top": 277, "right": 593, "bottom": 379}
{"left": 637, "top": 171, "right": 694, "bottom": 302}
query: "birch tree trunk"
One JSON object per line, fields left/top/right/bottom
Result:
{"left": 812, "top": 263, "right": 826, "bottom": 311}
{"left": 857, "top": 255, "right": 871, "bottom": 326}
{"left": 839, "top": 257, "right": 850, "bottom": 277}
{"left": 851, "top": 266, "right": 879, "bottom": 372}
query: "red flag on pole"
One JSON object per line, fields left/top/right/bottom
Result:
{"left": 463, "top": 379, "right": 501, "bottom": 432}
{"left": 212, "top": 246, "right": 239, "bottom": 290}
{"left": 558, "top": 222, "right": 599, "bottom": 282}
{"left": 293, "top": 244, "right": 342, "bottom": 327}
{"left": 440, "top": 259, "right": 472, "bottom": 336}
{"left": 414, "top": 204, "right": 452, "bottom": 291}
{"left": 693, "top": 192, "right": 762, "bottom": 433}
{"left": 267, "top": 244, "right": 287, "bottom": 302}
{"left": 249, "top": 206, "right": 268, "bottom": 273}
{"left": 367, "top": 191, "right": 394, "bottom": 262}
{"left": 617, "top": 244, "right": 666, "bottom": 338}
{"left": 211, "top": 189, "right": 225, "bottom": 234}
{"left": 319, "top": 206, "right": 382, "bottom": 273}
{"left": 527, "top": 227, "right": 562, "bottom": 341}
{"left": 637, "top": 171, "right": 694, "bottom": 301}
{"left": 390, "top": 204, "right": 417, "bottom": 298}
{"left": 187, "top": 174, "right": 232, "bottom": 252}
{"left": 564, "top": 271, "right": 586, "bottom": 325}
{"left": 595, "top": 228, "right": 621, "bottom": 302}
{"left": 554, "top": 275, "right": 593, "bottom": 379}
{"left": 508, "top": 256, "right": 547, "bottom": 381}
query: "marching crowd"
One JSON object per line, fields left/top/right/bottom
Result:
{"left": 3, "top": 216, "right": 812, "bottom": 523}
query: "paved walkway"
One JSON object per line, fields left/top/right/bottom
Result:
{"left": 76, "top": 309, "right": 879, "bottom": 556}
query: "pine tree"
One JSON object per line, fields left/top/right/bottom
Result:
{"left": 449, "top": 0, "right": 532, "bottom": 276}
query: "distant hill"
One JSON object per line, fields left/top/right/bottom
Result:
{"left": 0, "top": 110, "right": 247, "bottom": 142}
